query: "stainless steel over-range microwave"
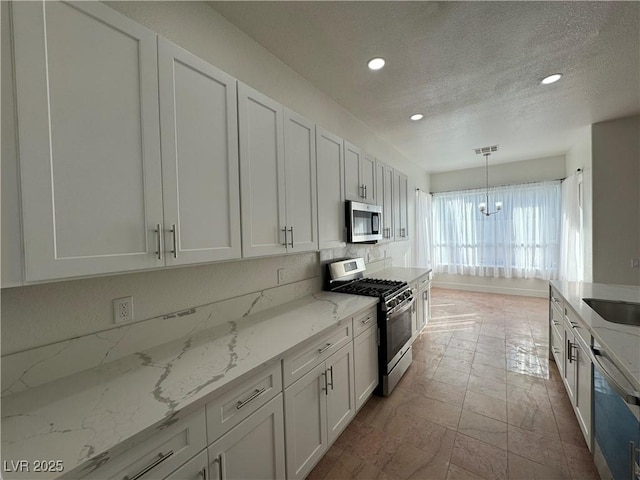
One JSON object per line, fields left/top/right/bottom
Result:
{"left": 346, "top": 201, "right": 382, "bottom": 243}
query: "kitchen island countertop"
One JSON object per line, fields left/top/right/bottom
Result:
{"left": 550, "top": 281, "right": 640, "bottom": 391}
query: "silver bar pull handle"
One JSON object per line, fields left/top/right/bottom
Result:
{"left": 212, "top": 454, "right": 223, "bottom": 480}
{"left": 591, "top": 348, "right": 640, "bottom": 406}
{"left": 288, "top": 226, "right": 294, "bottom": 248}
{"left": 328, "top": 366, "right": 334, "bottom": 390}
{"left": 199, "top": 466, "right": 207, "bottom": 480}
{"left": 155, "top": 224, "right": 162, "bottom": 260}
{"left": 321, "top": 371, "right": 327, "bottom": 394}
{"left": 361, "top": 316, "right": 373, "bottom": 325}
{"left": 317, "top": 343, "right": 332, "bottom": 354}
{"left": 123, "top": 450, "right": 174, "bottom": 480}
{"left": 170, "top": 224, "right": 177, "bottom": 259}
{"left": 567, "top": 340, "right": 577, "bottom": 363}
{"left": 364, "top": 184, "right": 367, "bottom": 199}
{"left": 282, "top": 227, "right": 288, "bottom": 247}
{"left": 236, "top": 387, "right": 266, "bottom": 410}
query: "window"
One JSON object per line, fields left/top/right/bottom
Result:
{"left": 432, "top": 181, "right": 561, "bottom": 280}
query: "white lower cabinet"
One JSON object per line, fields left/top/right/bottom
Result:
{"left": 284, "top": 342, "right": 355, "bottom": 480}
{"left": 83, "top": 408, "right": 207, "bottom": 480}
{"left": 207, "top": 394, "right": 286, "bottom": 480}
{"left": 353, "top": 323, "right": 378, "bottom": 411}
{"left": 549, "top": 288, "right": 592, "bottom": 451}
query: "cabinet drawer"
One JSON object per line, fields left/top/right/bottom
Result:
{"left": 283, "top": 322, "right": 352, "bottom": 387}
{"left": 550, "top": 298, "right": 563, "bottom": 333}
{"left": 565, "top": 304, "right": 590, "bottom": 349}
{"left": 83, "top": 408, "right": 206, "bottom": 480}
{"left": 550, "top": 320, "right": 563, "bottom": 374}
{"left": 206, "top": 362, "right": 282, "bottom": 443}
{"left": 353, "top": 306, "right": 377, "bottom": 338}
{"left": 550, "top": 287, "right": 563, "bottom": 314}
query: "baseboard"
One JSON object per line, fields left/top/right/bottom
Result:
{"left": 432, "top": 281, "right": 547, "bottom": 298}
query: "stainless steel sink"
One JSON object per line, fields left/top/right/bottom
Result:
{"left": 583, "top": 298, "right": 640, "bottom": 326}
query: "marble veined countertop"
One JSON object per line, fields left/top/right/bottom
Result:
{"left": 550, "top": 281, "right": 640, "bottom": 390}
{"left": 1, "top": 292, "right": 377, "bottom": 479}
{"left": 368, "top": 267, "right": 432, "bottom": 284}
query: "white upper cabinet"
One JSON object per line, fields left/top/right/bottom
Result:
{"left": 238, "top": 84, "right": 318, "bottom": 257}
{"left": 393, "top": 170, "right": 409, "bottom": 240}
{"left": 344, "top": 142, "right": 376, "bottom": 205}
{"left": 344, "top": 141, "right": 362, "bottom": 203}
{"left": 158, "top": 38, "right": 241, "bottom": 266}
{"left": 12, "top": 1, "right": 164, "bottom": 281}
{"left": 238, "top": 83, "right": 287, "bottom": 257}
{"left": 360, "top": 152, "right": 377, "bottom": 205}
{"left": 283, "top": 109, "right": 318, "bottom": 253}
{"left": 376, "top": 160, "right": 394, "bottom": 242}
{"left": 316, "top": 127, "right": 346, "bottom": 250}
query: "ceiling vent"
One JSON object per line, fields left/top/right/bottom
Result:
{"left": 474, "top": 145, "right": 498, "bottom": 155}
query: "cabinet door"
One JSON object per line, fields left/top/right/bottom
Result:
{"left": 326, "top": 343, "right": 356, "bottom": 444}
{"left": 392, "top": 170, "right": 402, "bottom": 241}
{"left": 398, "top": 172, "right": 409, "bottom": 239}
{"left": 284, "top": 363, "right": 328, "bottom": 480}
{"left": 563, "top": 324, "right": 577, "bottom": 403}
{"left": 284, "top": 109, "right": 318, "bottom": 253}
{"left": 354, "top": 325, "right": 379, "bottom": 411}
{"left": 382, "top": 162, "right": 395, "bottom": 241}
{"left": 344, "top": 141, "right": 362, "bottom": 202}
{"left": 164, "top": 450, "right": 207, "bottom": 480}
{"left": 361, "top": 153, "right": 376, "bottom": 205}
{"left": 374, "top": 161, "right": 388, "bottom": 243}
{"left": 158, "top": 38, "right": 241, "bottom": 266}
{"left": 316, "top": 127, "right": 346, "bottom": 250}
{"left": 238, "top": 83, "right": 286, "bottom": 257}
{"left": 208, "top": 394, "right": 286, "bottom": 480}
{"left": 12, "top": 1, "right": 164, "bottom": 281}
{"left": 575, "top": 339, "right": 592, "bottom": 450}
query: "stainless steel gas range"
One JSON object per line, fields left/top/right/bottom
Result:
{"left": 325, "top": 258, "right": 414, "bottom": 396}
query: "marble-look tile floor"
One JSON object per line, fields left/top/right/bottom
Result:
{"left": 307, "top": 288, "right": 600, "bottom": 480}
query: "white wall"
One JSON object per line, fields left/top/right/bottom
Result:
{"left": 1, "top": 1, "right": 427, "bottom": 355}
{"left": 429, "top": 155, "right": 566, "bottom": 297}
{"left": 430, "top": 155, "right": 565, "bottom": 193}
{"left": 565, "top": 126, "right": 593, "bottom": 282}
{"left": 591, "top": 115, "right": 640, "bottom": 285}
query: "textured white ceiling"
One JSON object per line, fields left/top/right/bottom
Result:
{"left": 209, "top": 1, "right": 640, "bottom": 172}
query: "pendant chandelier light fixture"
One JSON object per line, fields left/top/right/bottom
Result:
{"left": 474, "top": 145, "right": 502, "bottom": 216}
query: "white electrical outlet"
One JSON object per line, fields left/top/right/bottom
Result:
{"left": 277, "top": 268, "right": 285, "bottom": 284}
{"left": 113, "top": 296, "right": 134, "bottom": 324}
{"left": 632, "top": 258, "right": 640, "bottom": 269}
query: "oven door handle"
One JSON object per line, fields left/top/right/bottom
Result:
{"left": 387, "top": 298, "right": 414, "bottom": 319}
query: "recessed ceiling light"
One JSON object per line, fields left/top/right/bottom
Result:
{"left": 410, "top": 113, "right": 424, "bottom": 121}
{"left": 541, "top": 73, "right": 562, "bottom": 85}
{"left": 367, "top": 57, "right": 385, "bottom": 70}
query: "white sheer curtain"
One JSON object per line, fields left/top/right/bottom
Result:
{"left": 559, "top": 172, "right": 583, "bottom": 281}
{"left": 415, "top": 190, "right": 432, "bottom": 268}
{"left": 432, "top": 181, "right": 561, "bottom": 280}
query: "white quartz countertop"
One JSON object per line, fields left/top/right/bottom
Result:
{"left": 550, "top": 281, "right": 640, "bottom": 390}
{"left": 368, "top": 267, "right": 432, "bottom": 284}
{"left": 1, "top": 292, "right": 377, "bottom": 479}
